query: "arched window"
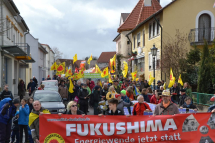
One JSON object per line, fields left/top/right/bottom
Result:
{"left": 198, "top": 14, "right": 211, "bottom": 41}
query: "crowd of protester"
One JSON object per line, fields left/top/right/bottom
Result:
{"left": 0, "top": 75, "right": 215, "bottom": 143}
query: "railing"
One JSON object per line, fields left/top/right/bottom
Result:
{"left": 188, "top": 27, "right": 215, "bottom": 45}
{"left": 16, "top": 43, "right": 30, "bottom": 56}
{"left": 191, "top": 92, "right": 214, "bottom": 106}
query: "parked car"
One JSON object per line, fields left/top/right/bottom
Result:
{"left": 42, "top": 80, "right": 58, "bottom": 87}
{"left": 32, "top": 90, "right": 66, "bottom": 114}
{"left": 44, "top": 86, "right": 58, "bottom": 92}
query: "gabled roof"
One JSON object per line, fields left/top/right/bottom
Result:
{"left": 97, "top": 52, "right": 116, "bottom": 63}
{"left": 118, "top": 0, "right": 162, "bottom": 32}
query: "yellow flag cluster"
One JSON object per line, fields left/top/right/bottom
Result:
{"left": 131, "top": 71, "right": 137, "bottom": 81}
{"left": 122, "top": 61, "right": 128, "bottom": 78}
{"left": 65, "top": 68, "right": 73, "bottom": 77}
{"left": 87, "top": 54, "right": 92, "bottom": 65}
{"left": 95, "top": 64, "right": 101, "bottom": 73}
{"left": 110, "top": 54, "right": 116, "bottom": 73}
{"left": 101, "top": 67, "right": 108, "bottom": 78}
{"left": 168, "top": 68, "right": 176, "bottom": 88}
{"left": 148, "top": 72, "right": 155, "bottom": 86}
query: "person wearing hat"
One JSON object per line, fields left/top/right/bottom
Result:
{"left": 156, "top": 80, "right": 162, "bottom": 90}
{"left": 179, "top": 89, "right": 189, "bottom": 106}
{"left": 27, "top": 79, "right": 36, "bottom": 96}
{"left": 0, "top": 98, "right": 20, "bottom": 142}
{"left": 58, "top": 80, "right": 68, "bottom": 105}
{"left": 115, "top": 94, "right": 132, "bottom": 115}
{"left": 113, "top": 80, "right": 121, "bottom": 94}
{"left": 154, "top": 90, "right": 179, "bottom": 115}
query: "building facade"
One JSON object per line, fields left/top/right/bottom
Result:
{"left": 26, "top": 34, "right": 48, "bottom": 84}
{"left": 42, "top": 44, "right": 55, "bottom": 79}
{"left": 128, "top": 0, "right": 215, "bottom": 83}
{"left": 0, "top": 0, "right": 34, "bottom": 94}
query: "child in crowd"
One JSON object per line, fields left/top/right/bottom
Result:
{"left": 105, "top": 98, "right": 124, "bottom": 115}
{"left": 180, "top": 96, "right": 198, "bottom": 111}
{"left": 11, "top": 111, "right": 19, "bottom": 143}
{"left": 18, "top": 98, "right": 29, "bottom": 143}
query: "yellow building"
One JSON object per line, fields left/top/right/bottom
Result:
{"left": 127, "top": 0, "right": 215, "bottom": 83}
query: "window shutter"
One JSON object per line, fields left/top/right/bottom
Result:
{"left": 143, "top": 30, "right": 145, "bottom": 47}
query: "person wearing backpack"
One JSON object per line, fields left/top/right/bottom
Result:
{"left": 0, "top": 98, "right": 20, "bottom": 143}
{"left": 18, "top": 98, "right": 29, "bottom": 143}
{"left": 132, "top": 95, "right": 151, "bottom": 115}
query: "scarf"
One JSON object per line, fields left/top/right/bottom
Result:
{"left": 29, "top": 109, "right": 50, "bottom": 127}
{"left": 163, "top": 101, "right": 170, "bottom": 108}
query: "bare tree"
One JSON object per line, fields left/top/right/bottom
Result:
{"left": 161, "top": 30, "right": 188, "bottom": 80}
{"left": 52, "top": 47, "right": 63, "bottom": 60}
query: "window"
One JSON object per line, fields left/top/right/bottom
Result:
{"left": 133, "top": 36, "right": 136, "bottom": 49}
{"left": 153, "top": 22, "right": 155, "bottom": 37}
{"left": 149, "top": 18, "right": 160, "bottom": 39}
{"left": 157, "top": 19, "right": 160, "bottom": 35}
{"left": 198, "top": 14, "right": 211, "bottom": 41}
{"left": 138, "top": 58, "right": 145, "bottom": 72}
{"left": 149, "top": 24, "right": 152, "bottom": 38}
{"left": 143, "top": 30, "right": 145, "bottom": 47}
{"left": 137, "top": 33, "right": 140, "bottom": 46}
{"left": 155, "top": 50, "right": 160, "bottom": 69}
{"left": 6, "top": 20, "right": 9, "bottom": 38}
{"left": 148, "top": 53, "right": 152, "bottom": 70}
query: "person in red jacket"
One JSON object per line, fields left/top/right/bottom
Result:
{"left": 126, "top": 86, "right": 134, "bottom": 101}
{"left": 150, "top": 90, "right": 162, "bottom": 104}
{"left": 86, "top": 78, "right": 95, "bottom": 91}
{"left": 132, "top": 95, "right": 151, "bottom": 115}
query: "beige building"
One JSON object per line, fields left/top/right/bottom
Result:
{"left": 126, "top": 0, "right": 215, "bottom": 84}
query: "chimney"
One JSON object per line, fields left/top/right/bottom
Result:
{"left": 144, "top": 0, "right": 152, "bottom": 6}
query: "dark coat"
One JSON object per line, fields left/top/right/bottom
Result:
{"left": 179, "top": 94, "right": 188, "bottom": 106}
{"left": 0, "top": 90, "right": 13, "bottom": 100}
{"left": 100, "top": 88, "right": 108, "bottom": 101}
{"left": 105, "top": 109, "right": 124, "bottom": 115}
{"left": 141, "top": 94, "right": 150, "bottom": 103}
{"left": 12, "top": 117, "right": 19, "bottom": 131}
{"left": 33, "top": 78, "right": 38, "bottom": 85}
{"left": 93, "top": 90, "right": 101, "bottom": 103}
{"left": 67, "top": 110, "right": 84, "bottom": 115}
{"left": 28, "top": 103, "right": 33, "bottom": 114}
{"left": 18, "top": 83, "right": 26, "bottom": 95}
{"left": 182, "top": 103, "right": 197, "bottom": 109}
{"left": 78, "top": 88, "right": 89, "bottom": 105}
{"left": 27, "top": 82, "right": 36, "bottom": 93}
{"left": 0, "top": 102, "right": 17, "bottom": 124}
{"left": 170, "top": 86, "right": 180, "bottom": 101}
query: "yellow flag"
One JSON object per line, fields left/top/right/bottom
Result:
{"left": 110, "top": 54, "right": 116, "bottom": 73}
{"left": 65, "top": 68, "right": 72, "bottom": 77}
{"left": 87, "top": 54, "right": 92, "bottom": 65}
{"left": 131, "top": 71, "right": 137, "bottom": 81}
{"left": 163, "top": 82, "right": 166, "bottom": 90}
{"left": 178, "top": 74, "right": 183, "bottom": 86}
{"left": 122, "top": 61, "right": 128, "bottom": 78}
{"left": 73, "top": 54, "right": 77, "bottom": 64}
{"left": 95, "top": 64, "right": 101, "bottom": 73}
{"left": 101, "top": 67, "right": 108, "bottom": 78}
{"left": 168, "top": 68, "right": 176, "bottom": 88}
{"left": 99, "top": 80, "right": 102, "bottom": 87}
{"left": 109, "top": 73, "right": 113, "bottom": 83}
{"left": 56, "top": 62, "right": 65, "bottom": 75}
{"left": 50, "top": 62, "right": 57, "bottom": 70}
{"left": 148, "top": 72, "right": 155, "bottom": 85}
{"left": 69, "top": 79, "right": 74, "bottom": 93}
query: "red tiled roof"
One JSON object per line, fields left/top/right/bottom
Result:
{"left": 97, "top": 52, "right": 116, "bottom": 63}
{"left": 118, "top": 0, "right": 162, "bottom": 32}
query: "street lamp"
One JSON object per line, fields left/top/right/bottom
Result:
{"left": 151, "top": 44, "right": 158, "bottom": 92}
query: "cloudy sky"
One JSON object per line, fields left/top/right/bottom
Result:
{"left": 15, "top": 0, "right": 172, "bottom": 59}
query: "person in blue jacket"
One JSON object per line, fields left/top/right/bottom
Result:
{"left": 27, "top": 79, "right": 36, "bottom": 96}
{"left": 18, "top": 98, "right": 29, "bottom": 143}
{"left": 0, "top": 98, "right": 20, "bottom": 143}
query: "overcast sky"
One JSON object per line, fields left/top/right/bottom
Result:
{"left": 15, "top": 0, "right": 172, "bottom": 59}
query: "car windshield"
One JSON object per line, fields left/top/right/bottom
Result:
{"left": 44, "top": 87, "right": 58, "bottom": 92}
{"left": 42, "top": 81, "right": 57, "bottom": 86}
{"left": 34, "top": 93, "right": 62, "bottom": 102}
